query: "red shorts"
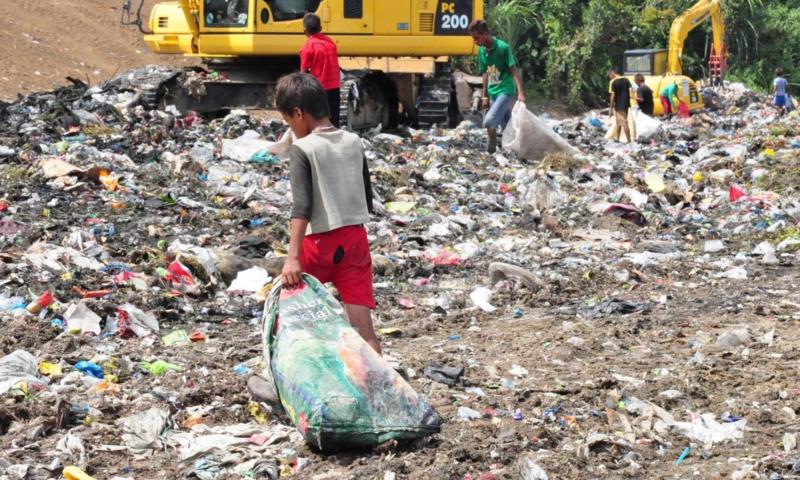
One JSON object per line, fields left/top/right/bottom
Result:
{"left": 300, "top": 225, "right": 375, "bottom": 308}
{"left": 660, "top": 96, "right": 672, "bottom": 114}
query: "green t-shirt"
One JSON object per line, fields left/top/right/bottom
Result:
{"left": 478, "top": 38, "right": 517, "bottom": 99}
{"left": 660, "top": 83, "right": 679, "bottom": 105}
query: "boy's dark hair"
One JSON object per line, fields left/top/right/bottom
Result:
{"left": 303, "top": 13, "right": 322, "bottom": 34}
{"left": 608, "top": 68, "right": 619, "bottom": 77}
{"left": 776, "top": 67, "right": 784, "bottom": 77}
{"left": 275, "top": 72, "right": 330, "bottom": 119}
{"left": 634, "top": 73, "right": 645, "bottom": 83}
{"left": 468, "top": 19, "right": 490, "bottom": 34}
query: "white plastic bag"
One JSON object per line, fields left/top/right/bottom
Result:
{"left": 0, "top": 350, "right": 48, "bottom": 394}
{"left": 502, "top": 102, "right": 578, "bottom": 160}
{"left": 633, "top": 109, "right": 662, "bottom": 140}
{"left": 786, "top": 94, "right": 797, "bottom": 113}
{"left": 221, "top": 130, "right": 274, "bottom": 162}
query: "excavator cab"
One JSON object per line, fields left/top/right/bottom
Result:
{"left": 623, "top": 49, "right": 668, "bottom": 77}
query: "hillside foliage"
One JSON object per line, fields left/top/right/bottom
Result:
{"left": 480, "top": 0, "right": 800, "bottom": 109}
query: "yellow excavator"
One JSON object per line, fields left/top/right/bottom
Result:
{"left": 622, "top": 0, "right": 727, "bottom": 115}
{"left": 121, "top": 0, "right": 484, "bottom": 129}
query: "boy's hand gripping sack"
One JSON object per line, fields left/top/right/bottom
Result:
{"left": 261, "top": 274, "right": 441, "bottom": 450}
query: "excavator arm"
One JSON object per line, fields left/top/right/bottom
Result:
{"left": 667, "top": 0, "right": 725, "bottom": 75}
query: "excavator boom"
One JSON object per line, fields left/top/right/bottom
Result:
{"left": 667, "top": 0, "right": 725, "bottom": 75}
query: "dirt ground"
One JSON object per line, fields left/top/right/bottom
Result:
{"left": 3, "top": 245, "right": 798, "bottom": 479}
{"left": 0, "top": 0, "right": 195, "bottom": 102}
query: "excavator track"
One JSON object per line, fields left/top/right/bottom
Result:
{"left": 415, "top": 62, "right": 458, "bottom": 129}
{"left": 339, "top": 71, "right": 394, "bottom": 131}
{"left": 340, "top": 62, "right": 459, "bottom": 131}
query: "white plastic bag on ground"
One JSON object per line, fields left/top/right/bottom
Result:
{"left": 0, "top": 350, "right": 49, "bottom": 394}
{"left": 502, "top": 102, "right": 578, "bottom": 160}
{"left": 221, "top": 130, "right": 274, "bottom": 162}
{"left": 633, "top": 109, "right": 661, "bottom": 140}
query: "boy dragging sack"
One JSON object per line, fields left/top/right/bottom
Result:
{"left": 275, "top": 72, "right": 381, "bottom": 354}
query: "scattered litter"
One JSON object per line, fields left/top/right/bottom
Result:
{"left": 0, "top": 70, "right": 794, "bottom": 477}
{"left": 423, "top": 362, "right": 464, "bottom": 386}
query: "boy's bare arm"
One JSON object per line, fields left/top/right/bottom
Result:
{"left": 282, "top": 218, "right": 308, "bottom": 286}
{"left": 283, "top": 145, "right": 313, "bottom": 287}
{"left": 362, "top": 155, "right": 374, "bottom": 214}
{"left": 510, "top": 66, "right": 525, "bottom": 102}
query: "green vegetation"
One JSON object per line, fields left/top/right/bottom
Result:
{"left": 477, "top": 0, "right": 800, "bottom": 110}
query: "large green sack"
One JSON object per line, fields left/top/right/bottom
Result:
{"left": 261, "top": 274, "right": 441, "bottom": 451}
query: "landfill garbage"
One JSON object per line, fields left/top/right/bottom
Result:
{"left": 62, "top": 466, "right": 96, "bottom": 480}
{"left": 120, "top": 407, "right": 170, "bottom": 453}
{"left": 470, "top": 286, "right": 497, "bottom": 312}
{"left": 227, "top": 266, "right": 271, "bottom": 295}
{"left": 74, "top": 360, "right": 104, "bottom": 379}
{"left": 117, "top": 303, "right": 160, "bottom": 337}
{"left": 0, "top": 350, "right": 49, "bottom": 394}
{"left": 502, "top": 101, "right": 579, "bottom": 160}
{"left": 221, "top": 129, "right": 275, "bottom": 162}
{"left": 716, "top": 328, "right": 751, "bottom": 349}
{"left": 517, "top": 453, "right": 549, "bottom": 480}
{"left": 704, "top": 239, "right": 726, "bottom": 253}
{"left": 672, "top": 412, "right": 747, "bottom": 445}
{"left": 423, "top": 362, "right": 464, "bottom": 386}
{"left": 262, "top": 275, "right": 441, "bottom": 450}
{"left": 457, "top": 406, "right": 482, "bottom": 420}
{"left": 63, "top": 302, "right": 103, "bottom": 335}
{"left": 0, "top": 70, "right": 798, "bottom": 477}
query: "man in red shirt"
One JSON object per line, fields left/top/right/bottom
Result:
{"left": 300, "top": 13, "right": 341, "bottom": 127}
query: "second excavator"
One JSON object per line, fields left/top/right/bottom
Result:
{"left": 622, "top": 0, "right": 727, "bottom": 115}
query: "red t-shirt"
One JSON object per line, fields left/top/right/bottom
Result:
{"left": 299, "top": 33, "right": 341, "bottom": 90}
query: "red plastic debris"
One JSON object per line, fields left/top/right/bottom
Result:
{"left": 730, "top": 185, "right": 746, "bottom": 202}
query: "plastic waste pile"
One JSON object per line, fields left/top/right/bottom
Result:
{"left": 1, "top": 68, "right": 800, "bottom": 478}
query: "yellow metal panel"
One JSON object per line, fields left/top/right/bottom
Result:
{"left": 145, "top": 34, "right": 196, "bottom": 54}
{"left": 326, "top": 0, "right": 374, "bottom": 34}
{"left": 374, "top": 1, "right": 411, "bottom": 35}
{"left": 339, "top": 57, "right": 443, "bottom": 74}
{"left": 653, "top": 51, "right": 668, "bottom": 75}
{"left": 197, "top": 34, "right": 475, "bottom": 56}
{"left": 412, "top": 0, "right": 435, "bottom": 35}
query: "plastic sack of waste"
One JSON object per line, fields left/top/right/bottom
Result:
{"left": 502, "top": 101, "right": 578, "bottom": 160}
{"left": 786, "top": 94, "right": 797, "bottom": 113}
{"left": 0, "top": 350, "right": 49, "bottom": 394}
{"left": 261, "top": 274, "right": 441, "bottom": 450}
{"left": 221, "top": 130, "right": 274, "bottom": 162}
{"left": 633, "top": 109, "right": 661, "bottom": 140}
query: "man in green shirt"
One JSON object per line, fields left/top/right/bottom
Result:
{"left": 468, "top": 19, "right": 525, "bottom": 153}
{"left": 659, "top": 81, "right": 680, "bottom": 118}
